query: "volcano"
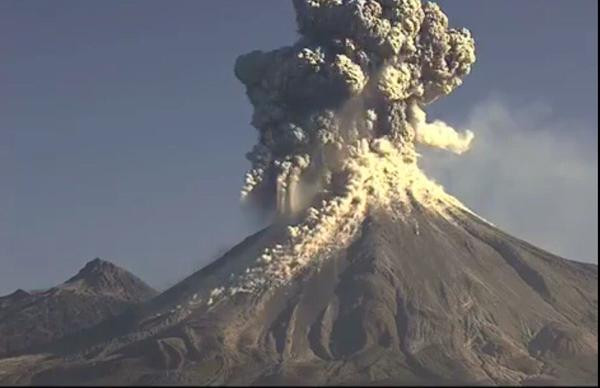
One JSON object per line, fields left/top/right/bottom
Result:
{"left": 1, "top": 153, "right": 597, "bottom": 386}
{"left": 1, "top": 0, "right": 596, "bottom": 385}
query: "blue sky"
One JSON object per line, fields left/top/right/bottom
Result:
{"left": 1, "top": 1, "right": 597, "bottom": 294}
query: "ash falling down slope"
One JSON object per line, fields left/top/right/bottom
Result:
{"left": 1, "top": 0, "right": 596, "bottom": 386}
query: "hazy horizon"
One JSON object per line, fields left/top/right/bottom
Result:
{"left": 1, "top": 0, "right": 597, "bottom": 295}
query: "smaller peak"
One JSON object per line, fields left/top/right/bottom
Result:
{"left": 13, "top": 288, "right": 30, "bottom": 296}
{"left": 62, "top": 258, "right": 156, "bottom": 300}
{"left": 6, "top": 289, "right": 30, "bottom": 299}
{"left": 66, "top": 258, "right": 122, "bottom": 285}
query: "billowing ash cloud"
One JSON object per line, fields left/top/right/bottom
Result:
{"left": 235, "top": 0, "right": 476, "bottom": 215}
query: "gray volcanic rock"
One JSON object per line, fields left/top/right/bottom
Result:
{"left": 0, "top": 258, "right": 157, "bottom": 359}
{"left": 1, "top": 207, "right": 595, "bottom": 386}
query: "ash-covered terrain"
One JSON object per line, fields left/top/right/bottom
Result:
{"left": 1, "top": 0, "right": 596, "bottom": 386}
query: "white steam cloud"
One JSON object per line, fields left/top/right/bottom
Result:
{"left": 409, "top": 103, "right": 474, "bottom": 154}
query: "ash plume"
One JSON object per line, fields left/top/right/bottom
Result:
{"left": 236, "top": 0, "right": 476, "bottom": 216}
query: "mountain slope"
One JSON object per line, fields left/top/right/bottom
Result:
{"left": 0, "top": 258, "right": 157, "bottom": 359}
{"left": 3, "top": 203, "right": 595, "bottom": 386}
